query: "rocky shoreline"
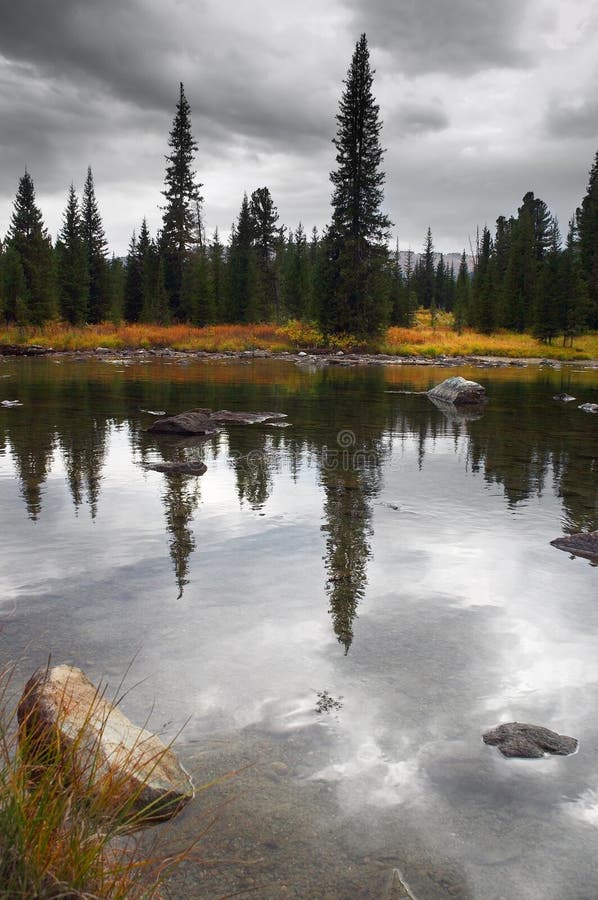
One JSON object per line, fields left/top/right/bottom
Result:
{"left": 2, "top": 342, "right": 597, "bottom": 370}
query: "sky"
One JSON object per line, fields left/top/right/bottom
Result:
{"left": 0, "top": 0, "right": 597, "bottom": 256}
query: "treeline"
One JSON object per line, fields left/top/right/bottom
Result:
{"left": 1, "top": 44, "right": 597, "bottom": 340}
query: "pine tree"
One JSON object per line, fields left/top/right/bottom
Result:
{"left": 124, "top": 231, "right": 142, "bottom": 322}
{"left": 472, "top": 226, "right": 495, "bottom": 333}
{"left": 420, "top": 227, "right": 435, "bottom": 316}
{"left": 320, "top": 34, "right": 392, "bottom": 338}
{"left": 577, "top": 148, "right": 598, "bottom": 328}
{"left": 226, "top": 195, "right": 257, "bottom": 322}
{"left": 532, "top": 220, "right": 561, "bottom": 343}
{"left": 208, "top": 228, "right": 225, "bottom": 321}
{"left": 82, "top": 167, "right": 110, "bottom": 322}
{"left": 560, "top": 217, "right": 590, "bottom": 344}
{"left": 249, "top": 187, "right": 281, "bottom": 321}
{"left": 453, "top": 251, "right": 471, "bottom": 332}
{"left": 56, "top": 184, "right": 88, "bottom": 324}
{"left": 5, "top": 170, "right": 56, "bottom": 324}
{"left": 160, "top": 82, "right": 203, "bottom": 319}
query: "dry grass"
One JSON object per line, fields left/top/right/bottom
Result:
{"left": 0, "top": 664, "right": 217, "bottom": 899}
{"left": 1, "top": 316, "right": 597, "bottom": 360}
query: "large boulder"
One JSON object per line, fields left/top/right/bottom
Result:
{"left": 18, "top": 665, "right": 194, "bottom": 827}
{"left": 147, "top": 409, "right": 218, "bottom": 435}
{"left": 483, "top": 722, "right": 578, "bottom": 758}
{"left": 551, "top": 530, "right": 598, "bottom": 563}
{"left": 427, "top": 376, "right": 487, "bottom": 405}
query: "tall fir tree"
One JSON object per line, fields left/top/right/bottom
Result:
{"left": 56, "top": 184, "right": 88, "bottom": 324}
{"left": 160, "top": 82, "right": 203, "bottom": 319}
{"left": 320, "top": 34, "right": 391, "bottom": 338}
{"left": 472, "top": 226, "right": 495, "bottom": 333}
{"left": 453, "top": 250, "right": 471, "bottom": 333}
{"left": 249, "top": 187, "right": 282, "bottom": 321}
{"left": 577, "top": 148, "right": 598, "bottom": 328}
{"left": 560, "top": 217, "right": 590, "bottom": 344}
{"left": 226, "top": 195, "right": 257, "bottom": 322}
{"left": 208, "top": 228, "right": 225, "bottom": 321}
{"left": 5, "top": 170, "right": 56, "bottom": 324}
{"left": 82, "top": 167, "right": 110, "bottom": 322}
{"left": 420, "top": 227, "right": 435, "bottom": 313}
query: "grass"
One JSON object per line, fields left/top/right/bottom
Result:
{"left": 1, "top": 315, "right": 597, "bottom": 360}
{"left": 0, "top": 663, "right": 220, "bottom": 899}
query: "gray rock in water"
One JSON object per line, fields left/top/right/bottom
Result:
{"left": 551, "top": 530, "right": 598, "bottom": 563}
{"left": 146, "top": 461, "right": 207, "bottom": 476}
{"left": 483, "top": 722, "right": 578, "bottom": 758}
{"left": 18, "top": 665, "right": 194, "bottom": 827}
{"left": 578, "top": 402, "right": 598, "bottom": 414}
{"left": 427, "top": 376, "right": 487, "bottom": 405}
{"left": 147, "top": 409, "right": 218, "bottom": 435}
{"left": 553, "top": 393, "right": 576, "bottom": 402}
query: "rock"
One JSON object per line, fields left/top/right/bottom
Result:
{"left": 483, "top": 722, "right": 578, "bottom": 758}
{"left": 252, "top": 349, "right": 269, "bottom": 358}
{"left": 140, "top": 408, "right": 167, "bottom": 416}
{"left": 553, "top": 393, "right": 576, "bottom": 402}
{"left": 427, "top": 376, "right": 488, "bottom": 405}
{"left": 146, "top": 461, "right": 207, "bottom": 476}
{"left": 0, "top": 343, "right": 51, "bottom": 356}
{"left": 147, "top": 409, "right": 218, "bottom": 435}
{"left": 18, "top": 665, "right": 194, "bottom": 827}
{"left": 578, "top": 402, "right": 598, "bottom": 414}
{"left": 209, "top": 410, "right": 287, "bottom": 425}
{"left": 551, "top": 531, "right": 598, "bottom": 563}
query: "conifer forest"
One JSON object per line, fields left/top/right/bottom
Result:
{"left": 1, "top": 35, "right": 597, "bottom": 343}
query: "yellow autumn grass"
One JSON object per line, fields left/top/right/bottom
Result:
{"left": 1, "top": 316, "right": 597, "bottom": 359}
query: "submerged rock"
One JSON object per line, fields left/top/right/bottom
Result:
{"left": 146, "top": 460, "right": 207, "bottom": 476}
{"left": 551, "top": 530, "right": 598, "bottom": 563}
{"left": 209, "top": 409, "right": 287, "bottom": 424}
{"left": 147, "top": 409, "right": 218, "bottom": 435}
{"left": 578, "top": 402, "right": 598, "bottom": 414}
{"left": 553, "top": 393, "right": 576, "bottom": 402}
{"left": 147, "top": 407, "right": 287, "bottom": 433}
{"left": 483, "top": 722, "right": 578, "bottom": 758}
{"left": 427, "top": 376, "right": 487, "bottom": 405}
{"left": 18, "top": 665, "right": 194, "bottom": 827}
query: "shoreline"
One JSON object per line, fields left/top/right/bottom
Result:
{"left": 2, "top": 344, "right": 598, "bottom": 369}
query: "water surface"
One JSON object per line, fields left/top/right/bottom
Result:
{"left": 0, "top": 356, "right": 597, "bottom": 898}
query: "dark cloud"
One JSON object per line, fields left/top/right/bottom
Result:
{"left": 388, "top": 102, "right": 450, "bottom": 136}
{"left": 0, "top": 0, "right": 596, "bottom": 255}
{"left": 345, "top": 0, "right": 533, "bottom": 75}
{"left": 544, "top": 96, "right": 598, "bottom": 140}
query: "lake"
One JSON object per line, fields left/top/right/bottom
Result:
{"left": 0, "top": 355, "right": 597, "bottom": 898}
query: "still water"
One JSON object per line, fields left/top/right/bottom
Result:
{"left": 0, "top": 356, "right": 597, "bottom": 898}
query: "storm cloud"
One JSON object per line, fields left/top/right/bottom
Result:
{"left": 0, "top": 0, "right": 596, "bottom": 254}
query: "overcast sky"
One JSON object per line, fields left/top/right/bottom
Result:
{"left": 0, "top": 0, "right": 597, "bottom": 256}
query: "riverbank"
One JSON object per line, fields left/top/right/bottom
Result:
{"left": 2, "top": 342, "right": 598, "bottom": 371}
{"left": 1, "top": 320, "right": 598, "bottom": 363}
